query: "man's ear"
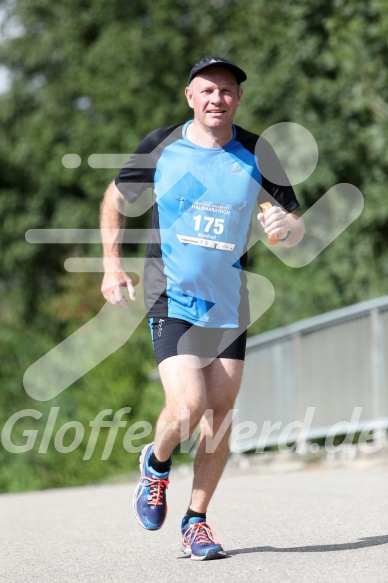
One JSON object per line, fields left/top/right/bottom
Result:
{"left": 185, "top": 86, "right": 194, "bottom": 109}
{"left": 236, "top": 87, "right": 243, "bottom": 108}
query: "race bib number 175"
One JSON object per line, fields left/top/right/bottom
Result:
{"left": 176, "top": 199, "right": 246, "bottom": 251}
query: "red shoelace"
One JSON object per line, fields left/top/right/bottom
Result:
{"left": 182, "top": 522, "right": 221, "bottom": 547}
{"left": 142, "top": 476, "right": 169, "bottom": 506}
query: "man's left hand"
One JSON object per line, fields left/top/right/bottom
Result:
{"left": 257, "top": 206, "right": 290, "bottom": 241}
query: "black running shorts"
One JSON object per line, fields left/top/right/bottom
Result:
{"left": 149, "top": 317, "right": 247, "bottom": 365}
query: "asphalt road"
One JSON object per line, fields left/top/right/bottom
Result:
{"left": 1, "top": 463, "right": 387, "bottom": 583}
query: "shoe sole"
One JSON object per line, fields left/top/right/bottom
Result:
{"left": 191, "top": 550, "right": 227, "bottom": 561}
{"left": 181, "top": 546, "right": 226, "bottom": 561}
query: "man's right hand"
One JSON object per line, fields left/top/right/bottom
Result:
{"left": 101, "top": 271, "right": 136, "bottom": 307}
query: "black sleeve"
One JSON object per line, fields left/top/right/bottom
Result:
{"left": 115, "top": 124, "right": 184, "bottom": 203}
{"left": 256, "top": 136, "right": 300, "bottom": 213}
{"left": 234, "top": 125, "right": 300, "bottom": 213}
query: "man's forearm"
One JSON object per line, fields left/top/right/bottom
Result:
{"left": 100, "top": 181, "right": 126, "bottom": 272}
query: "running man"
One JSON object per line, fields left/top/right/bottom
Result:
{"left": 100, "top": 56, "right": 304, "bottom": 560}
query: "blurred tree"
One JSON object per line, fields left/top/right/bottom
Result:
{"left": 232, "top": 0, "right": 388, "bottom": 330}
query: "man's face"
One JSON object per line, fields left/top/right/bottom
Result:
{"left": 185, "top": 68, "right": 243, "bottom": 132}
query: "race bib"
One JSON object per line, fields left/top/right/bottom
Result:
{"left": 175, "top": 198, "right": 246, "bottom": 251}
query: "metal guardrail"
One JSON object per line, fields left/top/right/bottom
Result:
{"left": 231, "top": 295, "right": 388, "bottom": 452}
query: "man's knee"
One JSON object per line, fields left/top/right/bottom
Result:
{"left": 162, "top": 402, "right": 206, "bottom": 438}
{"left": 200, "top": 407, "right": 235, "bottom": 437}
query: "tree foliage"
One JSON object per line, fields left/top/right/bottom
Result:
{"left": 0, "top": 0, "right": 387, "bottom": 491}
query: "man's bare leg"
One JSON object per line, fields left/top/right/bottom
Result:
{"left": 152, "top": 356, "right": 243, "bottom": 507}
{"left": 133, "top": 354, "right": 211, "bottom": 531}
{"left": 152, "top": 354, "right": 212, "bottom": 462}
{"left": 188, "top": 358, "right": 244, "bottom": 513}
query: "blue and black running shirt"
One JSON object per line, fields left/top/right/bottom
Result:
{"left": 115, "top": 121, "right": 300, "bottom": 328}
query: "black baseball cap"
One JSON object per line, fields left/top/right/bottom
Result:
{"left": 189, "top": 56, "right": 247, "bottom": 85}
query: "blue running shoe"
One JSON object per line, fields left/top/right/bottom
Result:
{"left": 133, "top": 443, "right": 170, "bottom": 530}
{"left": 181, "top": 517, "right": 226, "bottom": 560}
